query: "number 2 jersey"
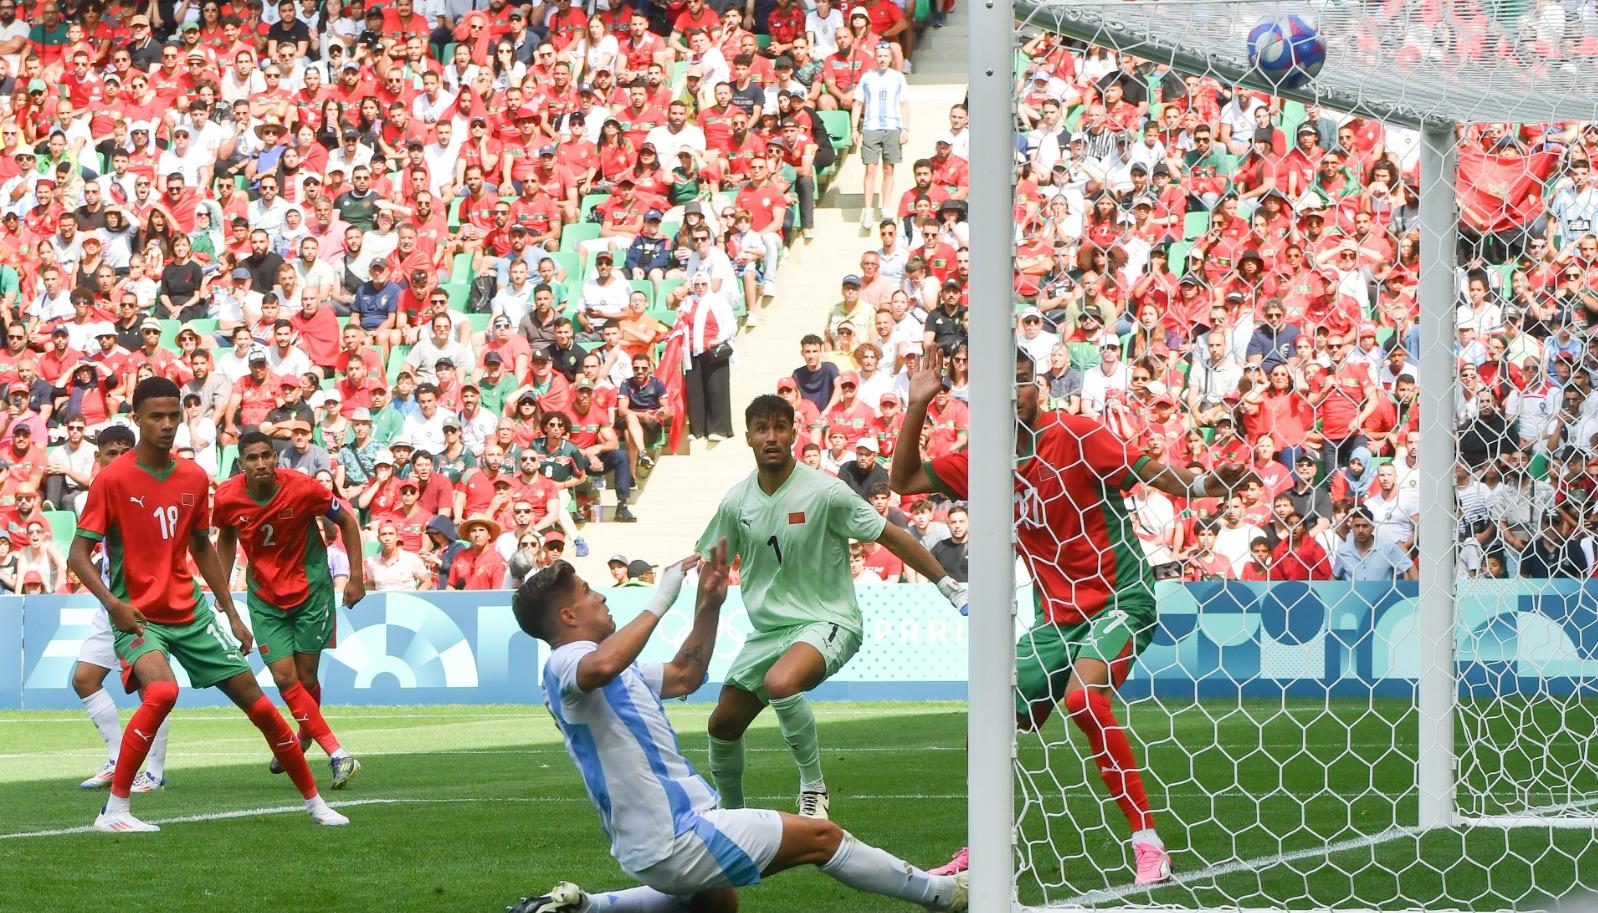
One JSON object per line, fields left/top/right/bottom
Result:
{"left": 697, "top": 463, "right": 887, "bottom": 636}
{"left": 922, "top": 412, "right": 1156, "bottom": 626}
{"left": 212, "top": 468, "right": 339, "bottom": 611}
{"left": 76, "top": 452, "right": 213, "bottom": 626}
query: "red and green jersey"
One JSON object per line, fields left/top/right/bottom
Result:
{"left": 923, "top": 413, "right": 1153, "bottom": 625}
{"left": 76, "top": 453, "right": 212, "bottom": 625}
{"left": 213, "top": 468, "right": 338, "bottom": 611}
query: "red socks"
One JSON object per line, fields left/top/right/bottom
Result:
{"left": 1065, "top": 688, "right": 1156, "bottom": 834}
{"left": 245, "top": 694, "right": 318, "bottom": 799}
{"left": 110, "top": 680, "right": 179, "bottom": 799}
{"left": 296, "top": 683, "right": 322, "bottom": 748}
{"left": 282, "top": 683, "right": 341, "bottom": 756}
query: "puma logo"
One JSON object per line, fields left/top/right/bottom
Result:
{"left": 128, "top": 496, "right": 146, "bottom": 508}
{"left": 133, "top": 728, "right": 152, "bottom": 744}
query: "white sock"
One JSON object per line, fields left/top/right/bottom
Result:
{"left": 1131, "top": 828, "right": 1162, "bottom": 849}
{"left": 81, "top": 689, "right": 121, "bottom": 761}
{"left": 145, "top": 715, "right": 172, "bottom": 780}
{"left": 104, "top": 793, "right": 130, "bottom": 815}
{"left": 588, "top": 887, "right": 685, "bottom": 912}
{"left": 330, "top": 747, "right": 350, "bottom": 760}
{"left": 818, "top": 830, "right": 954, "bottom": 907}
{"left": 305, "top": 795, "right": 328, "bottom": 813}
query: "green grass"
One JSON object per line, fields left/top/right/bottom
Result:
{"left": 2, "top": 699, "right": 1595, "bottom": 912}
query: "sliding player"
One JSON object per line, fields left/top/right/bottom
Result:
{"left": 889, "top": 350, "right": 1245, "bottom": 886}
{"left": 70, "top": 378, "right": 348, "bottom": 832}
{"left": 698, "top": 394, "right": 966, "bottom": 820}
{"left": 72, "top": 425, "right": 172, "bottom": 793}
{"left": 214, "top": 431, "right": 368, "bottom": 789}
{"left": 507, "top": 543, "right": 968, "bottom": 913}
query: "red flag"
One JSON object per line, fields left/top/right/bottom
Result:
{"left": 657, "top": 328, "right": 690, "bottom": 455}
{"left": 788, "top": 511, "right": 806, "bottom": 524}
{"left": 1456, "top": 146, "right": 1557, "bottom": 233}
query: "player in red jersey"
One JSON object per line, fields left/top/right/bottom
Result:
{"left": 214, "top": 432, "right": 368, "bottom": 789}
{"left": 890, "top": 350, "right": 1245, "bottom": 887}
{"left": 69, "top": 378, "right": 348, "bottom": 833}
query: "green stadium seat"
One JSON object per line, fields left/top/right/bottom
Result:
{"left": 818, "top": 110, "right": 853, "bottom": 150}
{"left": 1183, "top": 211, "right": 1211, "bottom": 239}
{"left": 551, "top": 250, "right": 581, "bottom": 281}
{"left": 1167, "top": 241, "right": 1192, "bottom": 274}
{"left": 157, "top": 320, "right": 181, "bottom": 349}
{"left": 655, "top": 277, "right": 684, "bottom": 305}
{"left": 443, "top": 280, "right": 470, "bottom": 313}
{"left": 450, "top": 252, "right": 474, "bottom": 282}
{"left": 560, "top": 222, "right": 602, "bottom": 253}
{"left": 580, "top": 192, "right": 610, "bottom": 222}
{"left": 467, "top": 313, "right": 491, "bottom": 334}
{"left": 447, "top": 196, "right": 463, "bottom": 231}
{"left": 386, "top": 345, "right": 413, "bottom": 384}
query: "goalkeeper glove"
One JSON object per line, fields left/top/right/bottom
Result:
{"left": 936, "top": 576, "right": 969, "bottom": 617}
{"left": 643, "top": 560, "right": 691, "bottom": 618}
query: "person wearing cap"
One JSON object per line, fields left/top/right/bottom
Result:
{"left": 622, "top": 208, "right": 675, "bottom": 281}
{"left": 821, "top": 369, "right": 876, "bottom": 448}
{"left": 578, "top": 248, "right": 633, "bottom": 335}
{"left": 443, "top": 515, "right": 507, "bottom": 591}
{"left": 837, "top": 434, "right": 889, "bottom": 499}
{"left": 1016, "top": 306, "right": 1061, "bottom": 368}
{"left": 364, "top": 519, "right": 431, "bottom": 592}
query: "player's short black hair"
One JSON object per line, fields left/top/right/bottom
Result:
{"left": 237, "top": 430, "right": 274, "bottom": 454}
{"left": 744, "top": 393, "right": 795, "bottom": 428}
{"left": 132, "top": 376, "right": 182, "bottom": 410}
{"left": 95, "top": 425, "right": 134, "bottom": 450}
{"left": 513, "top": 560, "right": 580, "bottom": 643}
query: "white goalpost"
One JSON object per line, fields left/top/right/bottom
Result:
{"left": 965, "top": 1, "right": 1598, "bottom": 910}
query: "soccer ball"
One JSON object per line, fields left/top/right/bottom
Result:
{"left": 1247, "top": 15, "right": 1325, "bottom": 90}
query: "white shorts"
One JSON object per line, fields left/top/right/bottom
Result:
{"left": 629, "top": 808, "right": 784, "bottom": 897}
{"left": 76, "top": 607, "right": 117, "bottom": 670}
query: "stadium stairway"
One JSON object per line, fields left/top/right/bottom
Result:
{"left": 565, "top": 9, "right": 972, "bottom": 581}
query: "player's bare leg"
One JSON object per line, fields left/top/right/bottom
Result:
{"left": 263, "top": 651, "right": 358, "bottom": 788}
{"left": 706, "top": 685, "right": 765, "bottom": 811}
{"left": 515, "top": 816, "right": 965, "bottom": 912}
{"left": 763, "top": 644, "right": 831, "bottom": 818}
{"left": 213, "top": 669, "right": 349, "bottom": 826}
{"left": 1060, "top": 657, "right": 1167, "bottom": 885}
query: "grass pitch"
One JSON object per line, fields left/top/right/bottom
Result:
{"left": 1, "top": 698, "right": 1594, "bottom": 912}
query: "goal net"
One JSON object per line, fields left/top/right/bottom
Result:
{"left": 977, "top": 0, "right": 1598, "bottom": 909}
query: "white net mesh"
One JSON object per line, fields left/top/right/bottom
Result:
{"left": 983, "top": 0, "right": 1598, "bottom": 909}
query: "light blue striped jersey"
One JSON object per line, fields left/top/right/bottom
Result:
{"left": 543, "top": 641, "right": 719, "bottom": 872}
{"left": 854, "top": 67, "right": 909, "bottom": 132}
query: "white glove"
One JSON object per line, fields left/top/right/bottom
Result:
{"left": 643, "top": 560, "right": 691, "bottom": 617}
{"left": 936, "top": 576, "right": 969, "bottom": 617}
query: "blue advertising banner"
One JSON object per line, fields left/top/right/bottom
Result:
{"left": 7, "top": 580, "right": 1598, "bottom": 708}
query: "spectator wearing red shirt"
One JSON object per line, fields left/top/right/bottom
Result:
{"left": 1309, "top": 333, "right": 1376, "bottom": 477}
{"left": 822, "top": 372, "right": 876, "bottom": 445}
{"left": 448, "top": 516, "right": 509, "bottom": 590}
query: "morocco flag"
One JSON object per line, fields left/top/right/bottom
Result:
{"left": 656, "top": 329, "right": 690, "bottom": 454}
{"left": 1457, "top": 146, "right": 1557, "bottom": 233}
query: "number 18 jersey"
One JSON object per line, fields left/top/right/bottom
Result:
{"left": 697, "top": 464, "right": 887, "bottom": 635}
{"left": 76, "top": 452, "right": 213, "bottom": 625}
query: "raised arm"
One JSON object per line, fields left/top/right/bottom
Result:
{"left": 889, "top": 349, "right": 945, "bottom": 495}
{"left": 574, "top": 552, "right": 707, "bottom": 692}
{"left": 660, "top": 538, "right": 731, "bottom": 698}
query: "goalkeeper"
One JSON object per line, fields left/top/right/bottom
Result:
{"left": 890, "top": 350, "right": 1246, "bottom": 887}
{"left": 698, "top": 394, "right": 967, "bottom": 822}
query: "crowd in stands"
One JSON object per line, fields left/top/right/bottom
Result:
{"left": 0, "top": 0, "right": 950, "bottom": 593}
{"left": 1002, "top": 27, "right": 1598, "bottom": 582}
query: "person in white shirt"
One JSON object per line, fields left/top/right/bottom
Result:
{"left": 509, "top": 551, "right": 968, "bottom": 913}
{"left": 1363, "top": 463, "right": 1420, "bottom": 551}
{"left": 1015, "top": 307, "right": 1060, "bottom": 368}
{"left": 156, "top": 125, "right": 208, "bottom": 187}
{"left": 805, "top": 0, "right": 845, "bottom": 59}
{"left": 492, "top": 259, "right": 538, "bottom": 328}
{"left": 679, "top": 272, "right": 737, "bottom": 441}
{"left": 852, "top": 44, "right": 910, "bottom": 228}
{"left": 1213, "top": 497, "right": 1266, "bottom": 574}
{"left": 643, "top": 100, "right": 708, "bottom": 164}
{"left": 579, "top": 251, "right": 633, "bottom": 335}
{"left": 1078, "top": 342, "right": 1131, "bottom": 418}
{"left": 666, "top": 228, "right": 737, "bottom": 307}
{"left": 266, "top": 320, "right": 313, "bottom": 377}
{"left": 401, "top": 382, "right": 451, "bottom": 455}
{"left": 247, "top": 176, "right": 291, "bottom": 237}
{"left": 405, "top": 314, "right": 475, "bottom": 386}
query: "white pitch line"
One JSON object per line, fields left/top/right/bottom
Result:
{"left": 1056, "top": 826, "right": 1422, "bottom": 907}
{"left": 0, "top": 794, "right": 968, "bottom": 840}
{"left": 0, "top": 744, "right": 966, "bottom": 760}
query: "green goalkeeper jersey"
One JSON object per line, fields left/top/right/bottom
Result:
{"left": 697, "top": 464, "right": 888, "bottom": 635}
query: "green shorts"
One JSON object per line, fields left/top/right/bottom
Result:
{"left": 246, "top": 582, "right": 336, "bottom": 662}
{"left": 725, "top": 621, "right": 862, "bottom": 704}
{"left": 114, "top": 610, "right": 252, "bottom": 692}
{"left": 1015, "top": 600, "right": 1157, "bottom": 717}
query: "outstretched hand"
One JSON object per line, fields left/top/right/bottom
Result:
{"left": 696, "top": 537, "right": 731, "bottom": 609}
{"left": 1210, "top": 461, "right": 1252, "bottom": 495}
{"left": 908, "top": 347, "right": 945, "bottom": 410}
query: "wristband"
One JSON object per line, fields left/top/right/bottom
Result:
{"left": 1186, "top": 473, "right": 1212, "bottom": 500}
{"left": 644, "top": 560, "right": 690, "bottom": 617}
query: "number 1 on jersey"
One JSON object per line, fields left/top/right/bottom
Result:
{"left": 766, "top": 534, "right": 783, "bottom": 565}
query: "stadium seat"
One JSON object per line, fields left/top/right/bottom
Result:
{"left": 1167, "top": 240, "right": 1192, "bottom": 274}
{"left": 217, "top": 445, "right": 237, "bottom": 478}
{"left": 560, "top": 222, "right": 601, "bottom": 253}
{"left": 450, "top": 252, "right": 474, "bottom": 282}
{"left": 386, "top": 345, "right": 413, "bottom": 383}
{"left": 1066, "top": 342, "right": 1101, "bottom": 369}
{"left": 467, "top": 313, "right": 491, "bottom": 335}
{"left": 443, "top": 280, "right": 470, "bottom": 312}
{"left": 1183, "top": 211, "right": 1211, "bottom": 239}
{"left": 580, "top": 193, "right": 610, "bottom": 222}
{"left": 551, "top": 250, "right": 581, "bottom": 280}
{"left": 655, "top": 277, "right": 684, "bottom": 304}
{"left": 818, "top": 111, "right": 853, "bottom": 150}
{"left": 158, "top": 320, "right": 181, "bottom": 349}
